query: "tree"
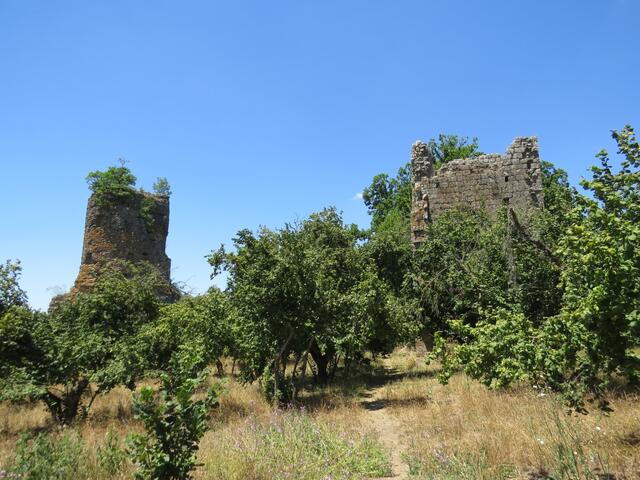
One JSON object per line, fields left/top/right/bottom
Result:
{"left": 138, "top": 288, "right": 234, "bottom": 376}
{"left": 0, "top": 262, "right": 166, "bottom": 424}
{"left": 153, "top": 177, "right": 172, "bottom": 197}
{"left": 549, "top": 125, "right": 640, "bottom": 407}
{"left": 86, "top": 165, "right": 137, "bottom": 206}
{"left": 362, "top": 134, "right": 482, "bottom": 236}
{"left": 0, "top": 259, "right": 27, "bottom": 315}
{"left": 427, "top": 133, "right": 481, "bottom": 170}
{"left": 209, "top": 208, "right": 405, "bottom": 401}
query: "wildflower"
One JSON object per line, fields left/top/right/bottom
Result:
{"left": 537, "top": 438, "right": 545, "bottom": 445}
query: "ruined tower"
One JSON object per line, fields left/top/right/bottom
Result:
{"left": 73, "top": 190, "right": 171, "bottom": 291}
{"left": 410, "top": 137, "right": 544, "bottom": 246}
{"left": 50, "top": 190, "right": 171, "bottom": 309}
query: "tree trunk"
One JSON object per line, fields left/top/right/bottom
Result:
{"left": 309, "top": 341, "right": 333, "bottom": 385}
{"left": 44, "top": 378, "right": 90, "bottom": 425}
{"left": 421, "top": 330, "right": 435, "bottom": 352}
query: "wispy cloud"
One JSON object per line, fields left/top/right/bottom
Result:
{"left": 352, "top": 192, "right": 363, "bottom": 201}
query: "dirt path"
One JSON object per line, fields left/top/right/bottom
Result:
{"left": 362, "top": 377, "right": 409, "bottom": 479}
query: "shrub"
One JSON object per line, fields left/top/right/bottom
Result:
{"left": 153, "top": 177, "right": 172, "bottom": 196}
{"left": 127, "top": 346, "right": 222, "bottom": 480}
{"left": 97, "top": 428, "right": 127, "bottom": 476}
{"left": 86, "top": 165, "right": 137, "bottom": 207}
{"left": 8, "top": 430, "right": 85, "bottom": 480}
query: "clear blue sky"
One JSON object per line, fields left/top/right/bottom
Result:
{"left": 1, "top": 1, "right": 638, "bottom": 310}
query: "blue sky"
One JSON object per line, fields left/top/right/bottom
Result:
{"left": 1, "top": 1, "right": 638, "bottom": 310}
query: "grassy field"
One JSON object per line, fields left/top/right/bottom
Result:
{"left": 1, "top": 349, "right": 638, "bottom": 479}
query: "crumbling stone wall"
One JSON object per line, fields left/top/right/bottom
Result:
{"left": 411, "top": 137, "right": 544, "bottom": 246}
{"left": 50, "top": 191, "right": 171, "bottom": 309}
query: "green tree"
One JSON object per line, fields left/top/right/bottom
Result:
{"left": 428, "top": 133, "right": 481, "bottom": 170}
{"left": 0, "top": 259, "right": 27, "bottom": 315}
{"left": 86, "top": 165, "right": 137, "bottom": 206}
{"left": 209, "top": 208, "right": 405, "bottom": 401}
{"left": 139, "top": 288, "right": 235, "bottom": 376}
{"left": 0, "top": 262, "right": 166, "bottom": 424}
{"left": 549, "top": 125, "right": 640, "bottom": 406}
{"left": 362, "top": 134, "right": 482, "bottom": 236}
{"left": 153, "top": 177, "right": 172, "bottom": 196}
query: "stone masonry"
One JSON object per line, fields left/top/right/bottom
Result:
{"left": 410, "top": 137, "right": 544, "bottom": 246}
{"left": 49, "top": 190, "right": 171, "bottom": 310}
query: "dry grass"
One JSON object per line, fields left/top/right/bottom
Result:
{"left": 376, "top": 350, "right": 640, "bottom": 479}
{"left": 1, "top": 350, "right": 639, "bottom": 479}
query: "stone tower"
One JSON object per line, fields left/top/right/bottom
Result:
{"left": 50, "top": 190, "right": 171, "bottom": 309}
{"left": 410, "top": 137, "right": 544, "bottom": 247}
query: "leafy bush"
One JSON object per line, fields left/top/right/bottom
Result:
{"left": 8, "top": 430, "right": 85, "bottom": 480}
{"left": 138, "top": 288, "right": 234, "bottom": 376}
{"left": 127, "top": 346, "right": 222, "bottom": 480}
{"left": 97, "top": 428, "right": 127, "bottom": 476}
{"left": 86, "top": 165, "right": 137, "bottom": 206}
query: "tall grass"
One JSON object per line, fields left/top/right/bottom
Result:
{"left": 377, "top": 350, "right": 640, "bottom": 479}
{"left": 201, "top": 408, "right": 390, "bottom": 480}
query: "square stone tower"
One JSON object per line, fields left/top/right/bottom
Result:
{"left": 410, "top": 137, "right": 544, "bottom": 246}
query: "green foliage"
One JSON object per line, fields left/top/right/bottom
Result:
{"left": 139, "top": 288, "right": 235, "bottom": 375}
{"left": 97, "top": 428, "right": 127, "bottom": 476}
{"left": 0, "top": 259, "right": 27, "bottom": 315}
{"left": 550, "top": 125, "right": 640, "bottom": 406}
{"left": 362, "top": 164, "right": 412, "bottom": 234}
{"left": 427, "top": 133, "right": 482, "bottom": 170}
{"left": 210, "top": 208, "right": 407, "bottom": 400}
{"left": 140, "top": 195, "right": 156, "bottom": 229}
{"left": 0, "top": 261, "right": 167, "bottom": 424}
{"left": 153, "top": 177, "right": 172, "bottom": 196}
{"left": 86, "top": 165, "right": 137, "bottom": 207}
{"left": 362, "top": 134, "right": 481, "bottom": 236}
{"left": 405, "top": 209, "right": 509, "bottom": 335}
{"left": 427, "top": 126, "right": 640, "bottom": 411}
{"left": 8, "top": 430, "right": 85, "bottom": 480}
{"left": 127, "top": 345, "right": 222, "bottom": 480}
